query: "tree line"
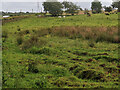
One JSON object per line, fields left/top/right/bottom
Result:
{"left": 43, "top": 0, "right": 82, "bottom": 16}
{"left": 42, "top": 0, "right": 120, "bottom": 16}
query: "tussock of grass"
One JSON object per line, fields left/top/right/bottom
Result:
{"left": 21, "top": 36, "right": 47, "bottom": 51}
{"left": 2, "top": 30, "right": 8, "bottom": 38}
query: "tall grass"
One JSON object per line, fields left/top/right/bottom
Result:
{"left": 21, "top": 35, "right": 47, "bottom": 51}
{"left": 17, "top": 26, "right": 119, "bottom": 53}
{"left": 19, "top": 26, "right": 118, "bottom": 44}
{"left": 50, "top": 26, "right": 119, "bottom": 43}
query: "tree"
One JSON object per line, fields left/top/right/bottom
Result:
{"left": 91, "top": 0, "right": 102, "bottom": 13}
{"left": 62, "top": 1, "right": 71, "bottom": 10}
{"left": 111, "top": 0, "right": 120, "bottom": 12}
{"left": 111, "top": 0, "right": 119, "bottom": 8}
{"left": 62, "top": 1, "right": 80, "bottom": 15}
{"left": 42, "top": 0, "right": 63, "bottom": 16}
{"left": 104, "top": 6, "right": 112, "bottom": 12}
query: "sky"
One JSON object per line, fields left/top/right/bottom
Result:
{"left": 1, "top": 0, "right": 113, "bottom": 2}
{"left": 1, "top": 0, "right": 113, "bottom": 12}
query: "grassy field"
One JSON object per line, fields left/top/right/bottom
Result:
{"left": 2, "top": 14, "right": 120, "bottom": 88}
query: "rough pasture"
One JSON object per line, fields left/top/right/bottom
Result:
{"left": 2, "top": 13, "right": 119, "bottom": 88}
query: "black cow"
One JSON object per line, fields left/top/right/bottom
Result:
{"left": 87, "top": 13, "right": 91, "bottom": 17}
{"left": 105, "top": 13, "right": 110, "bottom": 15}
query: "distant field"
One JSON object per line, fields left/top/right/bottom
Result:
{"left": 3, "top": 14, "right": 118, "bottom": 28}
{"left": 2, "top": 14, "right": 119, "bottom": 88}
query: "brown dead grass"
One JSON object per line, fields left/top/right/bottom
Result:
{"left": 50, "top": 26, "right": 119, "bottom": 43}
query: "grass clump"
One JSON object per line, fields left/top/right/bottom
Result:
{"left": 28, "top": 62, "right": 39, "bottom": 73}
{"left": 17, "top": 36, "right": 23, "bottom": 45}
{"left": 88, "top": 41, "right": 95, "bottom": 48}
{"left": 78, "top": 69, "right": 105, "bottom": 81}
{"left": 51, "top": 67, "right": 70, "bottom": 77}
{"left": 2, "top": 31, "right": 8, "bottom": 38}
{"left": 21, "top": 36, "right": 47, "bottom": 51}
{"left": 27, "top": 47, "right": 55, "bottom": 55}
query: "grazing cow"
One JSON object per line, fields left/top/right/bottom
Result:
{"left": 63, "top": 16, "right": 66, "bottom": 18}
{"left": 58, "top": 16, "right": 62, "bottom": 18}
{"left": 105, "top": 13, "right": 109, "bottom": 15}
{"left": 37, "top": 15, "right": 41, "bottom": 18}
{"left": 72, "top": 14, "right": 74, "bottom": 16}
{"left": 87, "top": 13, "right": 91, "bottom": 17}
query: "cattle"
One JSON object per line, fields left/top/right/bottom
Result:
{"left": 58, "top": 16, "right": 62, "bottom": 18}
{"left": 87, "top": 13, "right": 91, "bottom": 17}
{"left": 63, "top": 16, "right": 66, "bottom": 18}
{"left": 72, "top": 14, "right": 74, "bottom": 16}
{"left": 37, "top": 15, "right": 41, "bottom": 18}
{"left": 105, "top": 13, "right": 110, "bottom": 15}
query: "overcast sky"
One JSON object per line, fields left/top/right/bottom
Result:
{"left": 1, "top": 0, "right": 113, "bottom": 2}
{"left": 1, "top": 0, "right": 113, "bottom": 12}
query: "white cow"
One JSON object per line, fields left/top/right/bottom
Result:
{"left": 63, "top": 16, "right": 66, "bottom": 18}
{"left": 58, "top": 16, "right": 62, "bottom": 18}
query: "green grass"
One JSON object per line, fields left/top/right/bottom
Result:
{"left": 3, "top": 14, "right": 118, "bottom": 29}
{"left": 2, "top": 14, "right": 119, "bottom": 88}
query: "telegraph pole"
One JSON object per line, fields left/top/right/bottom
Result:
{"left": 41, "top": 7, "right": 42, "bottom": 13}
{"left": 20, "top": 9, "right": 22, "bottom": 13}
{"left": 37, "top": 2, "right": 40, "bottom": 13}
{"left": 32, "top": 9, "right": 33, "bottom": 13}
